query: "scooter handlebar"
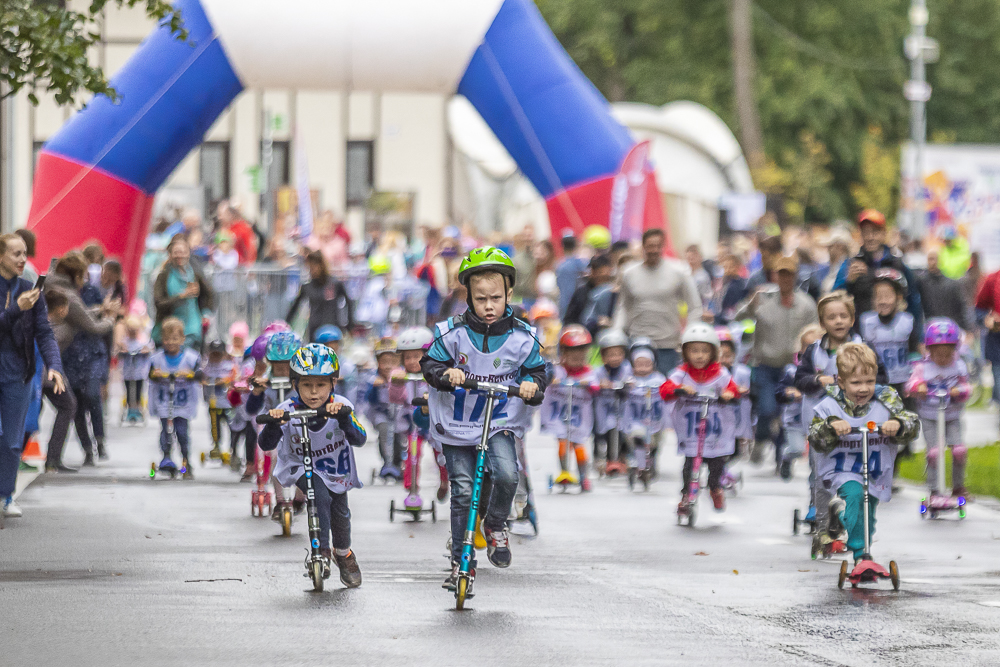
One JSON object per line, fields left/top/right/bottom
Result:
{"left": 411, "top": 397, "right": 428, "bottom": 407}
{"left": 255, "top": 408, "right": 325, "bottom": 425}
{"left": 459, "top": 379, "right": 518, "bottom": 396}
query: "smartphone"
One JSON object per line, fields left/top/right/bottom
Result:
{"left": 34, "top": 274, "right": 46, "bottom": 290}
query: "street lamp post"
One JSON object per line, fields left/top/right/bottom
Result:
{"left": 904, "top": 0, "right": 937, "bottom": 238}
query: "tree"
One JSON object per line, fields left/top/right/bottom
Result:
{"left": 1, "top": 0, "right": 185, "bottom": 106}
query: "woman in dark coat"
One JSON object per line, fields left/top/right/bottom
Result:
{"left": 47, "top": 252, "right": 117, "bottom": 465}
{"left": 0, "top": 234, "right": 65, "bottom": 518}
{"left": 285, "top": 250, "right": 354, "bottom": 341}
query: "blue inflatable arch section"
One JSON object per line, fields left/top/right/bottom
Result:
{"left": 28, "top": 0, "right": 665, "bottom": 288}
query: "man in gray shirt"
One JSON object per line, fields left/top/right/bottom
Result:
{"left": 614, "top": 229, "right": 702, "bottom": 375}
{"left": 734, "top": 255, "right": 817, "bottom": 462}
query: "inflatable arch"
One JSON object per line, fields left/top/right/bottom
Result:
{"left": 27, "top": 0, "right": 665, "bottom": 289}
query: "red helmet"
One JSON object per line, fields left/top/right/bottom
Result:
{"left": 559, "top": 324, "right": 592, "bottom": 349}
{"left": 857, "top": 209, "right": 886, "bottom": 227}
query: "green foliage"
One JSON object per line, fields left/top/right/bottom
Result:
{"left": 897, "top": 444, "right": 1000, "bottom": 499}
{"left": 536, "top": 0, "right": 987, "bottom": 224}
{"left": 850, "top": 126, "right": 900, "bottom": 224}
{"left": 1, "top": 0, "right": 186, "bottom": 106}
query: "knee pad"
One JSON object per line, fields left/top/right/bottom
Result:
{"left": 952, "top": 445, "right": 968, "bottom": 462}
{"left": 558, "top": 439, "right": 568, "bottom": 458}
{"left": 926, "top": 446, "right": 939, "bottom": 462}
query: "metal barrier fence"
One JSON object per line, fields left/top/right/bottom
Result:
{"left": 136, "top": 262, "right": 429, "bottom": 341}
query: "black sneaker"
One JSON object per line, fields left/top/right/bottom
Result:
{"left": 779, "top": 459, "right": 792, "bottom": 481}
{"left": 334, "top": 550, "right": 362, "bottom": 588}
{"left": 96, "top": 442, "right": 109, "bottom": 461}
{"left": 484, "top": 525, "right": 512, "bottom": 568}
{"left": 828, "top": 496, "right": 846, "bottom": 538}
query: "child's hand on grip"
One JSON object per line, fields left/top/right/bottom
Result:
{"left": 949, "top": 386, "right": 962, "bottom": 398}
{"left": 519, "top": 381, "right": 538, "bottom": 400}
{"left": 881, "top": 419, "right": 900, "bottom": 437}
{"left": 818, "top": 375, "right": 835, "bottom": 387}
{"left": 326, "top": 402, "right": 345, "bottom": 417}
{"left": 720, "top": 390, "right": 735, "bottom": 402}
{"left": 831, "top": 419, "right": 851, "bottom": 436}
{"left": 268, "top": 409, "right": 287, "bottom": 422}
{"left": 443, "top": 368, "right": 466, "bottom": 387}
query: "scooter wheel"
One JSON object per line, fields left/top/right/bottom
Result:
{"left": 199, "top": 452, "right": 206, "bottom": 465}
{"left": 222, "top": 452, "right": 231, "bottom": 465}
{"left": 838, "top": 560, "right": 848, "bottom": 589}
{"left": 389, "top": 500, "right": 396, "bottom": 523}
{"left": 281, "top": 506, "right": 292, "bottom": 537}
{"left": 889, "top": 560, "right": 900, "bottom": 591}
{"left": 310, "top": 560, "right": 324, "bottom": 592}
{"left": 456, "top": 577, "right": 468, "bottom": 610}
{"left": 547, "top": 475, "right": 553, "bottom": 493}
{"left": 431, "top": 501, "right": 437, "bottom": 524}
{"left": 793, "top": 509, "right": 800, "bottom": 536}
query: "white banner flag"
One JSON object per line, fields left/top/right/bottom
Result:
{"left": 294, "top": 125, "right": 313, "bottom": 240}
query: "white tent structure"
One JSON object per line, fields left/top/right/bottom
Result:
{"left": 449, "top": 98, "right": 756, "bottom": 251}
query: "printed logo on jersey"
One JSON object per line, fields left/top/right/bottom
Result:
{"left": 493, "top": 358, "right": 501, "bottom": 369}
{"left": 457, "top": 353, "right": 469, "bottom": 365}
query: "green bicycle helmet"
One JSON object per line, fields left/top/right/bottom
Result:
{"left": 457, "top": 246, "right": 517, "bottom": 288}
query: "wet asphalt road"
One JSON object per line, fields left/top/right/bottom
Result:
{"left": 3, "top": 412, "right": 1000, "bottom": 667}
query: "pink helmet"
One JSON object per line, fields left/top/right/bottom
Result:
{"left": 925, "top": 318, "right": 960, "bottom": 346}
{"left": 128, "top": 299, "right": 148, "bottom": 318}
{"left": 262, "top": 320, "right": 291, "bottom": 336}
{"left": 250, "top": 333, "right": 272, "bottom": 361}
{"left": 229, "top": 320, "right": 249, "bottom": 341}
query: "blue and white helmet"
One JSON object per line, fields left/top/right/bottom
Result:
{"left": 291, "top": 343, "right": 340, "bottom": 378}
{"left": 265, "top": 331, "right": 302, "bottom": 362}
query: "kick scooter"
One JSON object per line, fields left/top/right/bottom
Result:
{"left": 389, "top": 378, "right": 437, "bottom": 523}
{"left": 256, "top": 407, "right": 328, "bottom": 592}
{"left": 628, "top": 381, "right": 658, "bottom": 491}
{"left": 149, "top": 372, "right": 194, "bottom": 480}
{"left": 920, "top": 389, "right": 966, "bottom": 520}
{"left": 677, "top": 394, "right": 718, "bottom": 527}
{"left": 120, "top": 350, "right": 147, "bottom": 426}
{"left": 454, "top": 378, "right": 518, "bottom": 610}
{"left": 601, "top": 383, "right": 628, "bottom": 477}
{"left": 548, "top": 379, "right": 583, "bottom": 492}
{"left": 838, "top": 421, "right": 900, "bottom": 591}
{"left": 200, "top": 377, "right": 232, "bottom": 467}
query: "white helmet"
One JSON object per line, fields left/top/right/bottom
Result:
{"left": 597, "top": 328, "right": 629, "bottom": 350}
{"left": 681, "top": 322, "right": 720, "bottom": 350}
{"left": 396, "top": 326, "right": 434, "bottom": 352}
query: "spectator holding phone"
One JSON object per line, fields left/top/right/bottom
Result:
{"left": 0, "top": 234, "right": 65, "bottom": 519}
{"left": 153, "top": 234, "right": 214, "bottom": 349}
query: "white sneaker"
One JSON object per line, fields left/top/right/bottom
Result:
{"left": 3, "top": 497, "right": 23, "bottom": 517}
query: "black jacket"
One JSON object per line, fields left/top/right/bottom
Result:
{"left": 844, "top": 246, "right": 923, "bottom": 336}
{"left": 793, "top": 334, "right": 888, "bottom": 395}
{"left": 919, "top": 270, "right": 970, "bottom": 331}
{"left": 286, "top": 276, "right": 354, "bottom": 340}
{"left": 2, "top": 275, "right": 63, "bottom": 383}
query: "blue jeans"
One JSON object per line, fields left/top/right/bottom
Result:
{"left": 160, "top": 417, "right": 190, "bottom": 459}
{"left": 443, "top": 431, "right": 519, "bottom": 562}
{"left": 0, "top": 380, "right": 32, "bottom": 497}
{"left": 751, "top": 364, "right": 784, "bottom": 443}
{"left": 656, "top": 348, "right": 681, "bottom": 378}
